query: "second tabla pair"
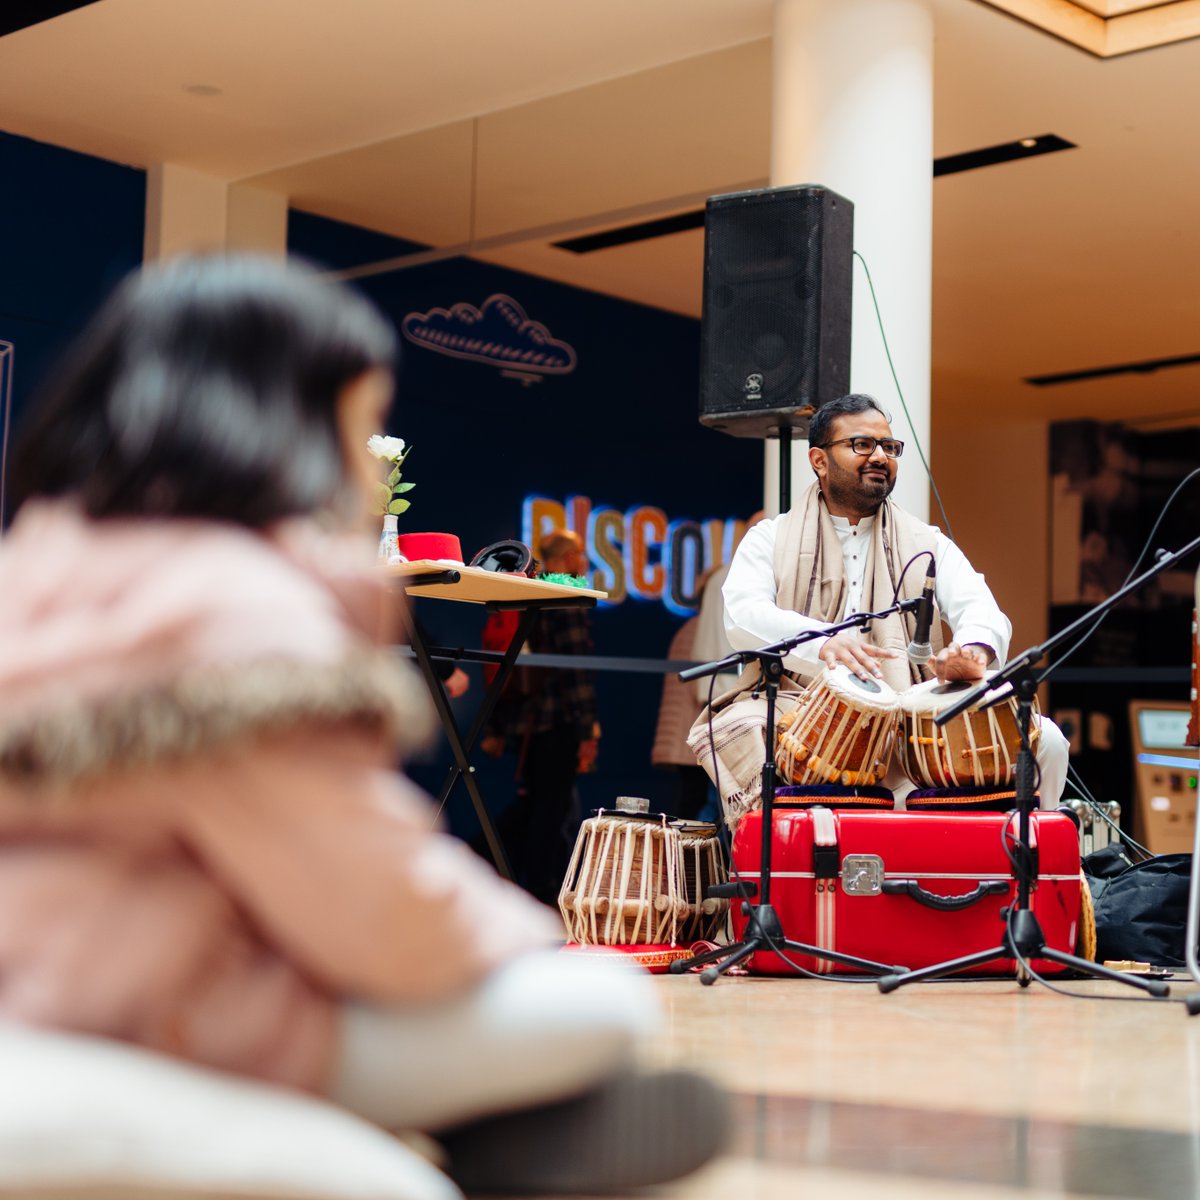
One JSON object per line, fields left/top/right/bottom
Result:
{"left": 776, "top": 664, "right": 1038, "bottom": 791}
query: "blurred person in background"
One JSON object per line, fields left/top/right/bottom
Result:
{"left": 483, "top": 529, "right": 600, "bottom": 904}
{"left": 650, "top": 613, "right": 709, "bottom": 819}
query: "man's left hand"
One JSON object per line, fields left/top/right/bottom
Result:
{"left": 932, "top": 642, "right": 990, "bottom": 683}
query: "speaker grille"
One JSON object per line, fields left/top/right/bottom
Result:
{"left": 699, "top": 185, "right": 853, "bottom": 439}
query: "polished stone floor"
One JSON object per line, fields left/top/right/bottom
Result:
{"left": 624, "top": 969, "right": 1200, "bottom": 1200}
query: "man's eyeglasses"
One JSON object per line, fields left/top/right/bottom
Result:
{"left": 816, "top": 436, "right": 904, "bottom": 459}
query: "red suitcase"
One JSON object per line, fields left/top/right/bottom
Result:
{"left": 730, "top": 807, "right": 1083, "bottom": 976}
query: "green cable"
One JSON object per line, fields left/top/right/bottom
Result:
{"left": 853, "top": 249, "right": 954, "bottom": 540}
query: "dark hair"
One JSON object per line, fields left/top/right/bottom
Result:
{"left": 808, "top": 393, "right": 890, "bottom": 450}
{"left": 9, "top": 255, "right": 397, "bottom": 527}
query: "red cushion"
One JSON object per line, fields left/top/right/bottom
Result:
{"left": 560, "top": 943, "right": 694, "bottom": 974}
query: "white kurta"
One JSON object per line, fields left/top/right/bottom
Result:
{"left": 722, "top": 511, "right": 1011, "bottom": 675}
{"left": 720, "top": 509, "right": 1067, "bottom": 807}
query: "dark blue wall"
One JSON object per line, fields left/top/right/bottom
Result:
{"left": 289, "top": 210, "right": 762, "bottom": 834}
{"left": 0, "top": 129, "right": 145, "bottom": 445}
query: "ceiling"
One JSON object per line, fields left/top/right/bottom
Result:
{"left": 1, "top": 0, "right": 1199, "bottom": 433}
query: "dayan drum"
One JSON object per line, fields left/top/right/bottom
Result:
{"left": 672, "top": 821, "right": 729, "bottom": 943}
{"left": 775, "top": 665, "right": 900, "bottom": 788}
{"left": 897, "top": 675, "right": 1039, "bottom": 791}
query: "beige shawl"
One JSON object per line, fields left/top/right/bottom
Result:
{"left": 687, "top": 482, "right": 945, "bottom": 825}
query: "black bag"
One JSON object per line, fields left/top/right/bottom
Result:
{"left": 1084, "top": 846, "right": 1193, "bottom": 967}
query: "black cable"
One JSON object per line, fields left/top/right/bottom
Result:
{"left": 1065, "top": 762, "right": 1154, "bottom": 861}
{"left": 997, "top": 813, "right": 1183, "bottom": 1005}
{"left": 0, "top": 339, "right": 12, "bottom": 529}
{"left": 1004, "top": 904, "right": 1185, "bottom": 1007}
{"left": 701, "top": 545, "right": 928, "bottom": 840}
{"left": 1037, "top": 465, "right": 1200, "bottom": 684}
{"left": 756, "top": 923, "right": 880, "bottom": 984}
{"left": 853, "top": 250, "right": 954, "bottom": 539}
{"left": 705, "top": 667, "right": 723, "bottom": 819}
{"left": 890, "top": 549, "right": 936, "bottom": 608}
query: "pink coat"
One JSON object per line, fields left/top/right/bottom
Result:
{"left": 0, "top": 503, "right": 560, "bottom": 1092}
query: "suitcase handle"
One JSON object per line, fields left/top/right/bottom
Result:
{"left": 880, "top": 878, "right": 1010, "bottom": 910}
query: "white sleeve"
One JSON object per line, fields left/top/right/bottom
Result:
{"left": 721, "top": 514, "right": 833, "bottom": 675}
{"left": 933, "top": 531, "right": 1012, "bottom": 664}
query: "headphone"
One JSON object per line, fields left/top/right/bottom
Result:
{"left": 469, "top": 539, "right": 535, "bottom": 577}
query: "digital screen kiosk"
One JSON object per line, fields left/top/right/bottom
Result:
{"left": 1128, "top": 700, "right": 1199, "bottom": 854}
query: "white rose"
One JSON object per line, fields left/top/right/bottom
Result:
{"left": 367, "top": 434, "right": 407, "bottom": 461}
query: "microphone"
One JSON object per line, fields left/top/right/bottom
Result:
{"left": 906, "top": 559, "right": 937, "bottom": 665}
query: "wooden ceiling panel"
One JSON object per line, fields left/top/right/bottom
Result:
{"left": 249, "top": 121, "right": 477, "bottom": 249}
{"left": 472, "top": 42, "right": 772, "bottom": 241}
{"left": 0, "top": 0, "right": 774, "bottom": 179}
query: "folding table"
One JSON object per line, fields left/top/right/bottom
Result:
{"left": 391, "top": 560, "right": 605, "bottom": 879}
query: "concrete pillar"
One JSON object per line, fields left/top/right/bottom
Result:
{"left": 227, "top": 184, "right": 289, "bottom": 256}
{"left": 144, "top": 163, "right": 287, "bottom": 262}
{"left": 764, "top": 0, "right": 934, "bottom": 519}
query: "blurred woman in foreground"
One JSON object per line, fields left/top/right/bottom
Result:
{"left": 0, "top": 256, "right": 724, "bottom": 1195}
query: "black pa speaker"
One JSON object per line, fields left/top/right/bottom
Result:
{"left": 698, "top": 184, "right": 853, "bottom": 440}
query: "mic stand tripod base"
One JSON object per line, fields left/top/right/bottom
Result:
{"left": 877, "top": 907, "right": 1170, "bottom": 997}
{"left": 672, "top": 903, "right": 908, "bottom": 985}
{"left": 680, "top": 603, "right": 924, "bottom": 988}
{"left": 877, "top": 664, "right": 1170, "bottom": 1001}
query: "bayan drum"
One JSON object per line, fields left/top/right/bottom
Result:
{"left": 559, "top": 812, "right": 685, "bottom": 945}
{"left": 897, "top": 675, "right": 1038, "bottom": 791}
{"left": 775, "top": 665, "right": 899, "bottom": 787}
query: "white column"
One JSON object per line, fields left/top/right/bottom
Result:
{"left": 144, "top": 164, "right": 287, "bottom": 262}
{"left": 227, "top": 183, "right": 288, "bottom": 256}
{"left": 764, "top": 0, "right": 933, "bottom": 520}
{"left": 144, "top": 163, "right": 229, "bottom": 261}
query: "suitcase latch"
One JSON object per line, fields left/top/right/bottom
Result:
{"left": 841, "top": 854, "right": 884, "bottom": 896}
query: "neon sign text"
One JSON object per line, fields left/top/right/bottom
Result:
{"left": 522, "top": 494, "right": 751, "bottom": 615}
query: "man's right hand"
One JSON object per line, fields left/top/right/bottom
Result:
{"left": 817, "top": 631, "right": 898, "bottom": 680}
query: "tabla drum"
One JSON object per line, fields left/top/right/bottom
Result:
{"left": 558, "top": 812, "right": 690, "bottom": 946}
{"left": 775, "top": 665, "right": 900, "bottom": 788}
{"left": 897, "top": 675, "right": 1038, "bottom": 790}
{"left": 671, "top": 820, "right": 730, "bottom": 943}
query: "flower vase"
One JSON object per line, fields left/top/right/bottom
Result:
{"left": 377, "top": 514, "right": 402, "bottom": 565}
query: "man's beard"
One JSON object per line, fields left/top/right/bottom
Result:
{"left": 825, "top": 461, "right": 894, "bottom": 515}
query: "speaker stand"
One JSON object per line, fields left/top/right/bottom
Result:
{"left": 778, "top": 426, "right": 792, "bottom": 513}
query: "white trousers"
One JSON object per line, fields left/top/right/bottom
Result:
{"left": 1033, "top": 714, "right": 1069, "bottom": 809}
{"left": 328, "top": 950, "right": 661, "bottom": 1132}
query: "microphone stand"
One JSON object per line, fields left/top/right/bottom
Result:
{"left": 670, "top": 599, "right": 923, "bottom": 985}
{"left": 878, "top": 534, "right": 1200, "bottom": 999}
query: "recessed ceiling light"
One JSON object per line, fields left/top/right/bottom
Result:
{"left": 1019, "top": 137, "right": 1039, "bottom": 148}
{"left": 183, "top": 84, "right": 222, "bottom": 97}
